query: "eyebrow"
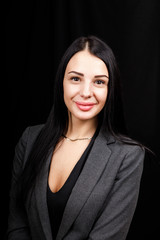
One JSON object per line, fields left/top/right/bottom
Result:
{"left": 95, "top": 75, "right": 109, "bottom": 79}
{"left": 68, "top": 71, "right": 109, "bottom": 79}
{"left": 68, "top": 71, "right": 84, "bottom": 76}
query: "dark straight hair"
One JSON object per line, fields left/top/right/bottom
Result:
{"left": 20, "top": 36, "right": 136, "bottom": 200}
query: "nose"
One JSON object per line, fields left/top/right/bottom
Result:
{"left": 80, "top": 82, "right": 93, "bottom": 98}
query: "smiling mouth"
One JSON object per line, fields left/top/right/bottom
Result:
{"left": 75, "top": 101, "right": 96, "bottom": 111}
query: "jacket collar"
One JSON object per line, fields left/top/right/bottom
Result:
{"left": 35, "top": 129, "right": 115, "bottom": 240}
{"left": 57, "top": 130, "right": 115, "bottom": 240}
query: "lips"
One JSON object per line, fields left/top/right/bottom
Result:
{"left": 75, "top": 101, "right": 96, "bottom": 111}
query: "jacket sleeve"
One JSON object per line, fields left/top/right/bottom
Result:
{"left": 87, "top": 145, "right": 145, "bottom": 240}
{"left": 7, "top": 127, "right": 32, "bottom": 240}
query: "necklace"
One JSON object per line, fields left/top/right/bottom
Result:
{"left": 63, "top": 135, "right": 92, "bottom": 142}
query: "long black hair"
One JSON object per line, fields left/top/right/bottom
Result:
{"left": 20, "top": 36, "right": 139, "bottom": 200}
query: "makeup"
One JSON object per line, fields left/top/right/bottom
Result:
{"left": 75, "top": 102, "right": 96, "bottom": 111}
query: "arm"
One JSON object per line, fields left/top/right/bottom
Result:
{"left": 88, "top": 146, "right": 145, "bottom": 240}
{"left": 7, "top": 127, "right": 32, "bottom": 240}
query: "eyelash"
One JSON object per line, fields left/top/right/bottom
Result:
{"left": 94, "top": 80, "right": 105, "bottom": 85}
{"left": 71, "top": 77, "right": 80, "bottom": 82}
{"left": 70, "top": 77, "right": 106, "bottom": 85}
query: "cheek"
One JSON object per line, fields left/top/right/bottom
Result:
{"left": 63, "top": 83, "right": 78, "bottom": 104}
{"left": 95, "top": 88, "right": 108, "bottom": 106}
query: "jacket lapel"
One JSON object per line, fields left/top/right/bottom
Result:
{"left": 56, "top": 131, "right": 114, "bottom": 240}
{"left": 35, "top": 150, "right": 53, "bottom": 240}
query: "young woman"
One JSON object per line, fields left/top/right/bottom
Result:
{"left": 7, "top": 36, "right": 145, "bottom": 240}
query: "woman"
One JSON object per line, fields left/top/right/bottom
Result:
{"left": 7, "top": 36, "right": 145, "bottom": 240}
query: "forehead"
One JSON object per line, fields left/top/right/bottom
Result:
{"left": 65, "top": 50, "right": 108, "bottom": 75}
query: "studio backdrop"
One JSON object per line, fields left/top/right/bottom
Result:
{"left": 5, "top": 0, "right": 160, "bottom": 239}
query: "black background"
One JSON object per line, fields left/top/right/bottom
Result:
{"left": 5, "top": 0, "right": 160, "bottom": 239}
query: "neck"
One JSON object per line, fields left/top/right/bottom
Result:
{"left": 66, "top": 116, "right": 98, "bottom": 139}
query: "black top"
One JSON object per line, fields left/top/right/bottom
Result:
{"left": 47, "top": 129, "right": 98, "bottom": 239}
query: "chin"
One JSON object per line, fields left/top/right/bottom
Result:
{"left": 72, "top": 112, "right": 98, "bottom": 122}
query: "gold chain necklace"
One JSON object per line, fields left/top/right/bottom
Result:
{"left": 63, "top": 135, "right": 92, "bottom": 142}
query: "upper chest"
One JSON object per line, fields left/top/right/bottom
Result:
{"left": 48, "top": 139, "right": 91, "bottom": 193}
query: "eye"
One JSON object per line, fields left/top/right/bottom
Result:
{"left": 71, "top": 77, "right": 80, "bottom": 82}
{"left": 94, "top": 80, "right": 105, "bottom": 85}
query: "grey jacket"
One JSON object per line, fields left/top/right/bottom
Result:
{"left": 7, "top": 125, "right": 145, "bottom": 240}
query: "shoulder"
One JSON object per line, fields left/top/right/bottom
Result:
{"left": 15, "top": 124, "right": 45, "bottom": 165}
{"left": 12, "top": 124, "right": 45, "bottom": 181}
{"left": 99, "top": 130, "right": 145, "bottom": 168}
{"left": 102, "top": 130, "right": 145, "bottom": 155}
{"left": 21, "top": 123, "right": 45, "bottom": 150}
{"left": 118, "top": 137, "right": 144, "bottom": 160}
{"left": 111, "top": 137, "right": 145, "bottom": 178}
{"left": 114, "top": 137, "right": 145, "bottom": 157}
{"left": 104, "top": 134, "right": 145, "bottom": 183}
{"left": 20, "top": 124, "right": 44, "bottom": 142}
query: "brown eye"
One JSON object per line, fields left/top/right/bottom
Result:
{"left": 71, "top": 77, "right": 80, "bottom": 82}
{"left": 95, "top": 80, "right": 105, "bottom": 85}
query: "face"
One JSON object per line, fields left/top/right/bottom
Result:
{"left": 63, "top": 50, "right": 109, "bottom": 123}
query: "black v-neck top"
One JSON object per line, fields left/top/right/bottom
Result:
{"left": 47, "top": 129, "right": 98, "bottom": 239}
